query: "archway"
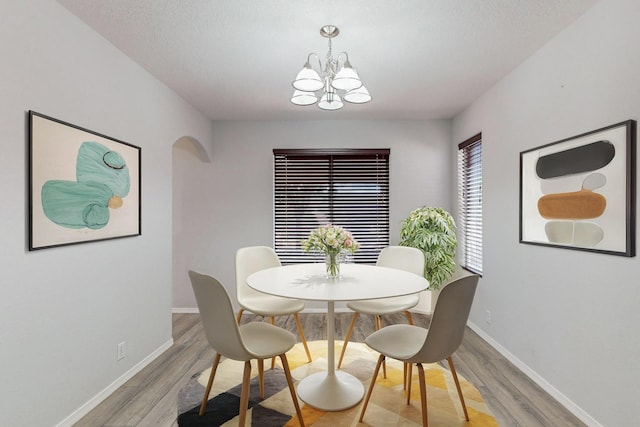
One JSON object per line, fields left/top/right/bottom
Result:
{"left": 172, "top": 136, "right": 210, "bottom": 311}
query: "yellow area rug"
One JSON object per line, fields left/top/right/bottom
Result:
{"left": 177, "top": 340, "right": 498, "bottom": 426}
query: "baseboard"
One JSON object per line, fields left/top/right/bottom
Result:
{"left": 173, "top": 307, "right": 432, "bottom": 315}
{"left": 172, "top": 307, "right": 357, "bottom": 314}
{"left": 172, "top": 307, "right": 199, "bottom": 313}
{"left": 467, "top": 321, "right": 602, "bottom": 427}
{"left": 408, "top": 308, "right": 431, "bottom": 315}
{"left": 301, "top": 308, "right": 427, "bottom": 317}
{"left": 55, "top": 338, "right": 174, "bottom": 427}
{"left": 301, "top": 307, "right": 351, "bottom": 313}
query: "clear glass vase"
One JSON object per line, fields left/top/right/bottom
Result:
{"left": 324, "top": 251, "right": 343, "bottom": 279}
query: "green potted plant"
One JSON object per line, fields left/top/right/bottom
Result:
{"left": 399, "top": 206, "right": 457, "bottom": 290}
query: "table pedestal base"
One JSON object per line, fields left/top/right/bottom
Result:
{"left": 296, "top": 371, "right": 364, "bottom": 411}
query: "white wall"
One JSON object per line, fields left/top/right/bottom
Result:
{"left": 172, "top": 120, "right": 451, "bottom": 311}
{"left": 0, "top": 1, "right": 212, "bottom": 426}
{"left": 452, "top": 0, "right": 639, "bottom": 425}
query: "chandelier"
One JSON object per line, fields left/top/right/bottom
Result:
{"left": 290, "top": 25, "right": 371, "bottom": 110}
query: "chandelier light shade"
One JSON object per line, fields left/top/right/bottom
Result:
{"left": 292, "top": 62, "right": 324, "bottom": 92}
{"left": 291, "top": 90, "right": 318, "bottom": 106}
{"left": 291, "top": 25, "right": 371, "bottom": 110}
{"left": 332, "top": 60, "right": 362, "bottom": 91}
{"left": 318, "top": 87, "right": 343, "bottom": 110}
{"left": 344, "top": 85, "right": 372, "bottom": 104}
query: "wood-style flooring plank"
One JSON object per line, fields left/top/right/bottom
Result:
{"left": 74, "top": 312, "right": 586, "bottom": 427}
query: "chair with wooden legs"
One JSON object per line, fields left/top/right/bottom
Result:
{"left": 358, "top": 272, "right": 479, "bottom": 427}
{"left": 337, "top": 245, "right": 424, "bottom": 379}
{"left": 235, "top": 246, "right": 312, "bottom": 367}
{"left": 188, "top": 270, "right": 305, "bottom": 427}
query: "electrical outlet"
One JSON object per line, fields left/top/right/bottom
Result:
{"left": 117, "top": 341, "right": 126, "bottom": 361}
{"left": 485, "top": 310, "right": 492, "bottom": 324}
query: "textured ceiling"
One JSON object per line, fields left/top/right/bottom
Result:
{"left": 57, "top": 0, "right": 597, "bottom": 121}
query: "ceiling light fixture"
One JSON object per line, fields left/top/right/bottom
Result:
{"left": 291, "top": 25, "right": 371, "bottom": 110}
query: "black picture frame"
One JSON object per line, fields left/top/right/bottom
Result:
{"left": 29, "top": 111, "right": 141, "bottom": 250}
{"left": 519, "top": 120, "right": 635, "bottom": 257}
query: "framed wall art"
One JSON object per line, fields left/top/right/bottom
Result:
{"left": 520, "top": 120, "right": 636, "bottom": 257}
{"left": 29, "top": 111, "right": 141, "bottom": 250}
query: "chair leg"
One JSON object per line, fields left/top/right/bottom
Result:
{"left": 447, "top": 356, "right": 469, "bottom": 421}
{"left": 406, "top": 362, "right": 413, "bottom": 405}
{"left": 293, "top": 312, "right": 313, "bottom": 363}
{"left": 403, "top": 363, "right": 407, "bottom": 390}
{"left": 258, "top": 359, "right": 265, "bottom": 399}
{"left": 238, "top": 361, "right": 252, "bottom": 427}
{"left": 337, "top": 312, "right": 358, "bottom": 369}
{"left": 280, "top": 353, "right": 305, "bottom": 427}
{"left": 359, "top": 354, "right": 385, "bottom": 423}
{"left": 269, "top": 317, "right": 276, "bottom": 369}
{"left": 236, "top": 308, "right": 244, "bottom": 325}
{"left": 375, "top": 316, "right": 387, "bottom": 379}
{"left": 416, "top": 363, "right": 429, "bottom": 427}
{"left": 402, "top": 311, "right": 414, "bottom": 392}
{"left": 199, "top": 353, "right": 221, "bottom": 416}
{"left": 404, "top": 310, "right": 415, "bottom": 325}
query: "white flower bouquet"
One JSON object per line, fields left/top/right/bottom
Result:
{"left": 302, "top": 224, "right": 359, "bottom": 277}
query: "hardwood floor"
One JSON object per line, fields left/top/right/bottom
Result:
{"left": 74, "top": 313, "right": 586, "bottom": 426}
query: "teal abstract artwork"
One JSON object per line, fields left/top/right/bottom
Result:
{"left": 29, "top": 111, "right": 141, "bottom": 250}
{"left": 41, "top": 142, "right": 130, "bottom": 229}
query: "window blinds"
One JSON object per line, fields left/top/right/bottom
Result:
{"left": 273, "top": 149, "right": 390, "bottom": 264}
{"left": 458, "top": 135, "right": 483, "bottom": 274}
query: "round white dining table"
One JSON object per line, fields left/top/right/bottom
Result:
{"left": 246, "top": 262, "right": 429, "bottom": 411}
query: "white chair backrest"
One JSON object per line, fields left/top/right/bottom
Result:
{"left": 376, "top": 246, "right": 425, "bottom": 276}
{"left": 189, "top": 270, "right": 253, "bottom": 361}
{"left": 235, "top": 246, "right": 282, "bottom": 301}
{"left": 408, "top": 273, "right": 479, "bottom": 364}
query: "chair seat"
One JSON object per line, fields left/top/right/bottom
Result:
{"left": 240, "top": 322, "right": 296, "bottom": 358}
{"left": 239, "top": 294, "right": 305, "bottom": 316}
{"left": 365, "top": 324, "right": 427, "bottom": 361}
{"left": 347, "top": 294, "right": 420, "bottom": 315}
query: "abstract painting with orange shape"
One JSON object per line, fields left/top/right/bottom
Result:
{"left": 520, "top": 120, "right": 635, "bottom": 257}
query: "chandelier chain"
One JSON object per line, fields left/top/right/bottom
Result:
{"left": 326, "top": 37, "right": 336, "bottom": 81}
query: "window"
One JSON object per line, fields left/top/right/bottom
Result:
{"left": 273, "top": 149, "right": 390, "bottom": 264}
{"left": 458, "top": 134, "right": 483, "bottom": 274}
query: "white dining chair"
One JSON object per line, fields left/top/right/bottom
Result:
{"left": 189, "top": 270, "right": 305, "bottom": 427}
{"left": 235, "top": 246, "right": 312, "bottom": 364}
{"left": 358, "top": 272, "right": 479, "bottom": 427}
{"left": 337, "top": 245, "right": 425, "bottom": 374}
